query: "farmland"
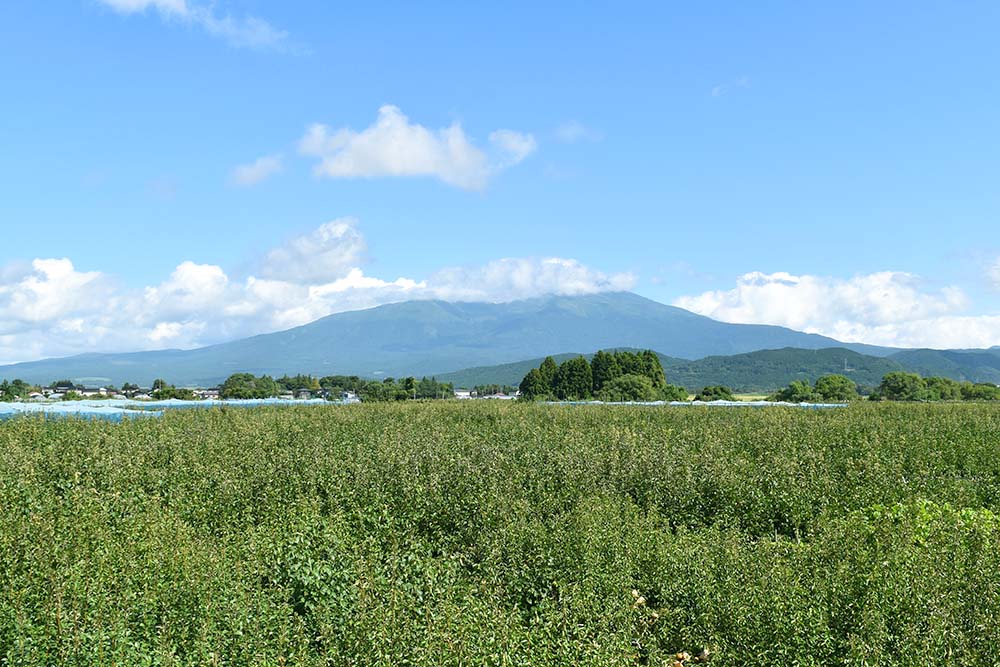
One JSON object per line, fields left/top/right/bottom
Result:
{"left": 2, "top": 403, "right": 1000, "bottom": 665}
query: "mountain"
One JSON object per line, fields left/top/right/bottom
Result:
{"left": 0, "top": 292, "right": 897, "bottom": 386}
{"left": 438, "top": 346, "right": 1000, "bottom": 392}
{"left": 887, "top": 348, "right": 1000, "bottom": 384}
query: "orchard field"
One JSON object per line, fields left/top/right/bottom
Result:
{"left": 2, "top": 403, "right": 1000, "bottom": 666}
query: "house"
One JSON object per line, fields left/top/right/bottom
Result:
{"left": 296, "top": 389, "right": 314, "bottom": 400}
{"left": 454, "top": 390, "right": 473, "bottom": 400}
{"left": 340, "top": 390, "right": 360, "bottom": 403}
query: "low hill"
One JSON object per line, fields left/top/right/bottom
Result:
{"left": 439, "top": 346, "right": 1000, "bottom": 392}
{"left": 888, "top": 349, "right": 1000, "bottom": 384}
{"left": 438, "top": 347, "right": 902, "bottom": 392}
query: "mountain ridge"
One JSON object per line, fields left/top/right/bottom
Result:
{"left": 0, "top": 291, "right": 927, "bottom": 386}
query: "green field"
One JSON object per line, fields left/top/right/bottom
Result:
{"left": 2, "top": 403, "right": 1000, "bottom": 665}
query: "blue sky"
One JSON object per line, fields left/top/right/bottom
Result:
{"left": 1, "top": 1, "right": 999, "bottom": 363}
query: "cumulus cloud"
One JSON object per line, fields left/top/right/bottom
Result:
{"left": 230, "top": 154, "right": 283, "bottom": 186}
{"left": 96, "top": 0, "right": 288, "bottom": 49}
{"left": 0, "top": 221, "right": 629, "bottom": 364}
{"left": 299, "top": 105, "right": 535, "bottom": 190}
{"left": 674, "top": 270, "right": 1000, "bottom": 349}
{"left": 261, "top": 218, "right": 367, "bottom": 283}
{"left": 428, "top": 258, "right": 635, "bottom": 302}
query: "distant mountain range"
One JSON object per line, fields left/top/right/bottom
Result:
{"left": 0, "top": 291, "right": 993, "bottom": 388}
{"left": 439, "top": 346, "right": 1000, "bottom": 392}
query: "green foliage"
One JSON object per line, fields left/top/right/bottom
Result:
{"left": 875, "top": 371, "right": 927, "bottom": 401}
{"left": 814, "top": 374, "right": 858, "bottom": 401}
{"left": 277, "top": 374, "right": 322, "bottom": 392}
{"left": 520, "top": 349, "right": 669, "bottom": 402}
{"left": 318, "top": 375, "right": 365, "bottom": 394}
{"left": 358, "top": 376, "right": 453, "bottom": 402}
{"left": 924, "top": 376, "right": 963, "bottom": 401}
{"left": 659, "top": 383, "right": 689, "bottom": 402}
{"left": 538, "top": 356, "right": 559, "bottom": 388}
{"left": 694, "top": 385, "right": 735, "bottom": 401}
{"left": 597, "top": 373, "right": 656, "bottom": 402}
{"left": 553, "top": 356, "right": 593, "bottom": 400}
{"left": 219, "top": 372, "right": 281, "bottom": 399}
{"left": 0, "top": 379, "right": 32, "bottom": 402}
{"left": 518, "top": 368, "right": 548, "bottom": 401}
{"left": 590, "top": 350, "right": 620, "bottom": 392}
{"left": 2, "top": 403, "right": 1000, "bottom": 663}
{"left": 769, "top": 374, "right": 858, "bottom": 403}
{"left": 769, "top": 380, "right": 821, "bottom": 403}
{"left": 960, "top": 381, "right": 1000, "bottom": 401}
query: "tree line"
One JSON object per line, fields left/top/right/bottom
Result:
{"left": 768, "top": 371, "right": 1000, "bottom": 403}
{"left": 519, "top": 350, "right": 689, "bottom": 401}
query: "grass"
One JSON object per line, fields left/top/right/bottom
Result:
{"left": 1, "top": 402, "right": 999, "bottom": 665}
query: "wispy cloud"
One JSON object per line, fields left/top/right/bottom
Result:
{"left": 229, "top": 154, "right": 283, "bottom": 187}
{"left": 989, "top": 256, "right": 1000, "bottom": 289}
{"left": 711, "top": 76, "right": 751, "bottom": 97}
{"left": 96, "top": 0, "right": 289, "bottom": 50}
{"left": 299, "top": 105, "right": 536, "bottom": 191}
{"left": 554, "top": 120, "right": 603, "bottom": 143}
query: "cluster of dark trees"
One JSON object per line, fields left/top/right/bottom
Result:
{"left": 219, "top": 372, "right": 456, "bottom": 402}
{"left": 768, "top": 374, "right": 859, "bottom": 403}
{"left": 767, "top": 371, "right": 1000, "bottom": 403}
{"left": 0, "top": 380, "right": 33, "bottom": 402}
{"left": 519, "top": 350, "right": 688, "bottom": 401}
{"left": 870, "top": 372, "right": 1000, "bottom": 402}
{"left": 357, "top": 376, "right": 455, "bottom": 402}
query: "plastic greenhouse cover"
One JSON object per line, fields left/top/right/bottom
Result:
{"left": 0, "top": 397, "right": 337, "bottom": 422}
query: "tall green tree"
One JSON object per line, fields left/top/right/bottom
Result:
{"left": 640, "top": 350, "right": 666, "bottom": 388}
{"left": 538, "top": 356, "right": 559, "bottom": 392}
{"left": 590, "top": 350, "right": 621, "bottom": 393}
{"left": 518, "top": 368, "right": 548, "bottom": 401}
{"left": 553, "top": 357, "right": 593, "bottom": 400}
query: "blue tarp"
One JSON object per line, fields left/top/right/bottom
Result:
{"left": 0, "top": 402, "right": 162, "bottom": 422}
{"left": 0, "top": 397, "right": 340, "bottom": 422}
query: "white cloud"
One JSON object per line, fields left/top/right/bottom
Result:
{"left": 0, "top": 259, "right": 108, "bottom": 326}
{"left": 711, "top": 76, "right": 751, "bottom": 97}
{"left": 299, "top": 105, "right": 535, "bottom": 190}
{"left": 96, "top": 0, "right": 288, "bottom": 49}
{"left": 674, "top": 270, "right": 1000, "bottom": 349}
{"left": 488, "top": 130, "right": 538, "bottom": 166}
{"left": 261, "top": 218, "right": 366, "bottom": 283}
{"left": 0, "top": 221, "right": 630, "bottom": 365}
{"left": 554, "top": 121, "right": 602, "bottom": 143}
{"left": 230, "top": 154, "right": 283, "bottom": 186}
{"left": 427, "top": 257, "right": 636, "bottom": 302}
